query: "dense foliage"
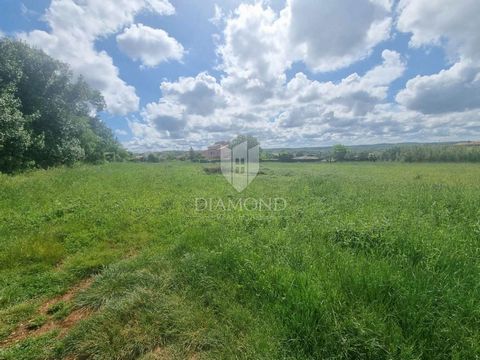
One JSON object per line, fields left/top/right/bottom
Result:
{"left": 332, "top": 144, "right": 348, "bottom": 161}
{"left": 0, "top": 39, "right": 126, "bottom": 173}
{"left": 230, "top": 134, "right": 259, "bottom": 149}
{"left": 377, "top": 144, "right": 480, "bottom": 162}
{"left": 266, "top": 143, "right": 480, "bottom": 163}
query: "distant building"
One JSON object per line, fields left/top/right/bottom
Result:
{"left": 202, "top": 141, "right": 229, "bottom": 160}
{"left": 292, "top": 155, "right": 320, "bottom": 162}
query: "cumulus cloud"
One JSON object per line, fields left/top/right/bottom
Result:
{"left": 327, "top": 50, "right": 405, "bottom": 115}
{"left": 160, "top": 72, "right": 228, "bottom": 116}
{"left": 125, "top": 1, "right": 480, "bottom": 151}
{"left": 117, "top": 24, "right": 184, "bottom": 67}
{"left": 283, "top": 49, "right": 405, "bottom": 119}
{"left": 127, "top": 1, "right": 401, "bottom": 150}
{"left": 218, "top": 3, "right": 289, "bottom": 102}
{"left": 397, "top": 0, "right": 480, "bottom": 60}
{"left": 277, "top": 105, "right": 326, "bottom": 128}
{"left": 396, "top": 0, "right": 480, "bottom": 114}
{"left": 19, "top": 0, "right": 175, "bottom": 115}
{"left": 128, "top": 72, "right": 230, "bottom": 142}
{"left": 128, "top": 47, "right": 406, "bottom": 149}
{"left": 287, "top": 0, "right": 392, "bottom": 71}
{"left": 212, "top": 0, "right": 394, "bottom": 110}
{"left": 218, "top": 0, "right": 392, "bottom": 91}
{"left": 143, "top": 100, "right": 186, "bottom": 136}
{"left": 267, "top": 50, "right": 406, "bottom": 138}
{"left": 397, "top": 60, "right": 480, "bottom": 114}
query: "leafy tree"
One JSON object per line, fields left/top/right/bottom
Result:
{"left": 260, "top": 149, "right": 271, "bottom": 161}
{"left": 368, "top": 153, "right": 378, "bottom": 162}
{"left": 278, "top": 152, "right": 294, "bottom": 162}
{"left": 230, "top": 135, "right": 259, "bottom": 149}
{"left": 0, "top": 86, "right": 37, "bottom": 172}
{"left": 147, "top": 153, "right": 160, "bottom": 163}
{"left": 188, "top": 147, "right": 194, "bottom": 160}
{"left": 0, "top": 39, "right": 125, "bottom": 173}
{"left": 332, "top": 144, "right": 348, "bottom": 161}
{"left": 381, "top": 147, "right": 401, "bottom": 161}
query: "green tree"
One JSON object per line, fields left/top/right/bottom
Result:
{"left": 0, "top": 39, "right": 125, "bottom": 172}
{"left": 368, "top": 152, "right": 378, "bottom": 162}
{"left": 0, "top": 87, "right": 37, "bottom": 172}
{"left": 230, "top": 135, "right": 259, "bottom": 149}
{"left": 278, "top": 152, "right": 294, "bottom": 162}
{"left": 332, "top": 144, "right": 348, "bottom": 161}
{"left": 189, "top": 147, "right": 196, "bottom": 161}
{"left": 147, "top": 153, "right": 160, "bottom": 163}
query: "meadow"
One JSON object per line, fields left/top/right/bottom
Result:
{"left": 0, "top": 162, "right": 479, "bottom": 359}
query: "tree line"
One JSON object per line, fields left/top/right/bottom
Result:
{"left": 0, "top": 39, "right": 127, "bottom": 174}
{"left": 139, "top": 142, "right": 480, "bottom": 164}
{"left": 267, "top": 143, "right": 480, "bottom": 163}
{"left": 377, "top": 144, "right": 480, "bottom": 162}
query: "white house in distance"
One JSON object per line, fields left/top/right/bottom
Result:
{"left": 202, "top": 141, "right": 229, "bottom": 161}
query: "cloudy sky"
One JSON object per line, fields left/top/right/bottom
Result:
{"left": 1, "top": 0, "right": 480, "bottom": 150}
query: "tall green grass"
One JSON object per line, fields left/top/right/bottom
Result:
{"left": 0, "top": 162, "right": 479, "bottom": 359}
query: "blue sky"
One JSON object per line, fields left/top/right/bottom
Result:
{"left": 1, "top": 0, "right": 480, "bottom": 151}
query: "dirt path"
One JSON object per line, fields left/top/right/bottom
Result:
{"left": 0, "top": 277, "right": 95, "bottom": 348}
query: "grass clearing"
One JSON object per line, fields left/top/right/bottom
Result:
{"left": 0, "top": 162, "right": 479, "bottom": 359}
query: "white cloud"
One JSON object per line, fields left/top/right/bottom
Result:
{"left": 283, "top": 50, "right": 406, "bottom": 119}
{"left": 326, "top": 49, "right": 405, "bottom": 115}
{"left": 287, "top": 0, "right": 392, "bottom": 72}
{"left": 397, "top": 0, "right": 480, "bottom": 60}
{"left": 142, "top": 100, "right": 186, "bottom": 138}
{"left": 213, "top": 0, "right": 394, "bottom": 109}
{"left": 209, "top": 4, "right": 225, "bottom": 26}
{"left": 277, "top": 104, "right": 326, "bottom": 128}
{"left": 126, "top": 1, "right": 403, "bottom": 151}
{"left": 396, "top": 0, "right": 480, "bottom": 114}
{"left": 121, "top": 1, "right": 480, "bottom": 151}
{"left": 19, "top": 0, "right": 175, "bottom": 115}
{"left": 218, "top": 3, "right": 289, "bottom": 103}
{"left": 160, "top": 72, "right": 228, "bottom": 116}
{"left": 397, "top": 60, "right": 480, "bottom": 114}
{"left": 117, "top": 23, "right": 184, "bottom": 67}
{"left": 145, "top": 0, "right": 175, "bottom": 14}
{"left": 127, "top": 48, "right": 406, "bottom": 149}
{"left": 130, "top": 72, "right": 229, "bottom": 142}
{"left": 217, "top": 0, "right": 392, "bottom": 92}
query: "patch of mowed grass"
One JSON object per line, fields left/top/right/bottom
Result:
{"left": 1, "top": 162, "right": 480, "bottom": 359}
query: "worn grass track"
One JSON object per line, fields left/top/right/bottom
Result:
{"left": 0, "top": 162, "right": 479, "bottom": 359}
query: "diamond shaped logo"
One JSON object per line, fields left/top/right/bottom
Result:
{"left": 221, "top": 141, "right": 259, "bottom": 192}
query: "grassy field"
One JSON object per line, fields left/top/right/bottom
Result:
{"left": 0, "top": 162, "right": 479, "bottom": 359}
